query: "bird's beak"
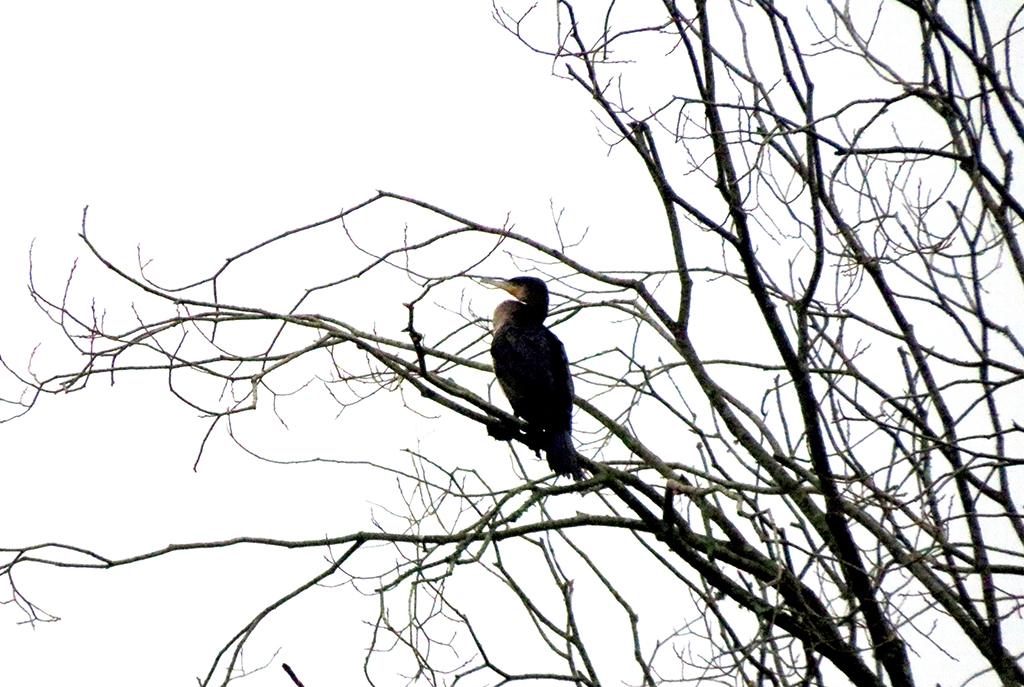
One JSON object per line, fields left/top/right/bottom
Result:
{"left": 480, "top": 277, "right": 519, "bottom": 297}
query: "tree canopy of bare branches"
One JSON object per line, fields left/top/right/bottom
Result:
{"left": 4, "top": 1, "right": 1024, "bottom": 686}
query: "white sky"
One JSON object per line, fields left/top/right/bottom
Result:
{"left": 0, "top": 3, "right": 654, "bottom": 684}
{"left": 3, "top": 2, "right": 1021, "bottom": 686}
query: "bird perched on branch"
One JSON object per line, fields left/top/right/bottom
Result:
{"left": 482, "top": 276, "right": 582, "bottom": 480}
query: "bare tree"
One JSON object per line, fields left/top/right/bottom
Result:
{"left": 4, "top": 1, "right": 1024, "bottom": 685}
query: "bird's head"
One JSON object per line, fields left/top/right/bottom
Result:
{"left": 480, "top": 276, "right": 550, "bottom": 315}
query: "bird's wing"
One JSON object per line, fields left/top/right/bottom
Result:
{"left": 491, "top": 325, "right": 559, "bottom": 424}
{"left": 544, "top": 328, "right": 574, "bottom": 430}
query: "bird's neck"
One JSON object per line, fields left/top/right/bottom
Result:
{"left": 520, "top": 301, "right": 548, "bottom": 323}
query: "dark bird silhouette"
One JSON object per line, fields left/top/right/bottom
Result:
{"left": 482, "top": 276, "right": 582, "bottom": 480}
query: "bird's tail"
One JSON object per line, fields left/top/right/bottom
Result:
{"left": 546, "top": 430, "right": 584, "bottom": 480}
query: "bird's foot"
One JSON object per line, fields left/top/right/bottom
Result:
{"left": 487, "top": 422, "right": 516, "bottom": 442}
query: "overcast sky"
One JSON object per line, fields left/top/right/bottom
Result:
{"left": 4, "top": 3, "right": 1018, "bottom": 686}
{"left": 0, "top": 3, "right": 653, "bottom": 684}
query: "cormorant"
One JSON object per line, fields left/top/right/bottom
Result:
{"left": 482, "top": 276, "right": 582, "bottom": 480}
